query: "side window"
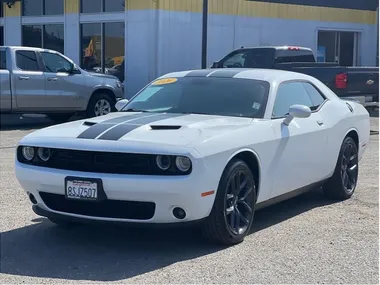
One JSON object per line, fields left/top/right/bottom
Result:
{"left": 0, "top": 50, "right": 6, "bottom": 70}
{"left": 16, "top": 51, "right": 40, "bottom": 71}
{"left": 41, "top": 52, "right": 72, "bottom": 73}
{"left": 272, "top": 82, "right": 313, "bottom": 118}
{"left": 302, "top": 82, "right": 325, "bottom": 108}
{"left": 222, "top": 52, "right": 248, "bottom": 68}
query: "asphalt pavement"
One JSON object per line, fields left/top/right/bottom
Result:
{"left": 0, "top": 112, "right": 378, "bottom": 284}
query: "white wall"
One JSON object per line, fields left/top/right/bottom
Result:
{"left": 3, "top": 16, "right": 21, "bottom": 46}
{"left": 125, "top": 9, "right": 158, "bottom": 98}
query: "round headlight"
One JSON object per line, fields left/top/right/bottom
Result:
{"left": 175, "top": 156, "right": 192, "bottom": 172}
{"left": 37, "top": 148, "right": 51, "bottom": 162}
{"left": 22, "top": 147, "right": 35, "bottom": 161}
{"left": 156, "top": 155, "right": 171, "bottom": 170}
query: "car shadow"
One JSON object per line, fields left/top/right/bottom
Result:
{"left": 0, "top": 114, "right": 85, "bottom": 131}
{"left": 368, "top": 107, "right": 379, "bottom": 118}
{"left": 1, "top": 188, "right": 337, "bottom": 282}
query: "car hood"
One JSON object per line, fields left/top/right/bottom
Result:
{"left": 21, "top": 112, "right": 255, "bottom": 149}
{"left": 87, "top": 71, "right": 119, "bottom": 80}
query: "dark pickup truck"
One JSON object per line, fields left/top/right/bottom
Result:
{"left": 211, "top": 46, "right": 379, "bottom": 107}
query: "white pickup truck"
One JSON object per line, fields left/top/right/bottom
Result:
{"left": 0, "top": 46, "right": 124, "bottom": 122}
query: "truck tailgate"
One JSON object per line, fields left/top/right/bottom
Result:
{"left": 345, "top": 68, "right": 379, "bottom": 97}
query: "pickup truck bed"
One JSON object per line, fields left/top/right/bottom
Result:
{"left": 212, "top": 46, "right": 379, "bottom": 107}
{"left": 277, "top": 63, "right": 379, "bottom": 106}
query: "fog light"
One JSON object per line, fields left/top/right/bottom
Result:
{"left": 156, "top": 155, "right": 171, "bottom": 170}
{"left": 173, "top": 207, "right": 186, "bottom": 220}
{"left": 175, "top": 156, "right": 191, "bottom": 172}
{"left": 22, "top": 147, "right": 35, "bottom": 161}
{"left": 37, "top": 148, "right": 51, "bottom": 162}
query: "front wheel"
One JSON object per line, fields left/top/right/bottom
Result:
{"left": 202, "top": 159, "right": 257, "bottom": 245}
{"left": 323, "top": 136, "right": 359, "bottom": 200}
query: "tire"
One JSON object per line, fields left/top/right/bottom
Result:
{"left": 47, "top": 113, "right": 73, "bottom": 123}
{"left": 323, "top": 136, "right": 359, "bottom": 200}
{"left": 48, "top": 217, "right": 79, "bottom": 228}
{"left": 202, "top": 159, "right": 257, "bottom": 245}
{"left": 86, "top": 93, "right": 116, "bottom": 118}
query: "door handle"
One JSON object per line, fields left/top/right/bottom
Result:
{"left": 47, "top": 77, "right": 58, "bottom": 81}
{"left": 317, "top": 120, "right": 324, "bottom": 126}
{"left": 18, "top": 76, "right": 29, "bottom": 80}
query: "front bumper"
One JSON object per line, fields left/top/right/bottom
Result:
{"left": 16, "top": 161, "right": 217, "bottom": 224}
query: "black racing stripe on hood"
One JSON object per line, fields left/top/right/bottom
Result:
{"left": 184, "top": 70, "right": 215, "bottom": 77}
{"left": 77, "top": 113, "right": 153, "bottom": 139}
{"left": 97, "top": 113, "right": 185, "bottom": 141}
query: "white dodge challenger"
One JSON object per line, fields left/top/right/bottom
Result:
{"left": 15, "top": 68, "right": 370, "bottom": 245}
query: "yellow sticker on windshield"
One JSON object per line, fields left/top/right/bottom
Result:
{"left": 152, "top": 78, "right": 178, "bottom": 85}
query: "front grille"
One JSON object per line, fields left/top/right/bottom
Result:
{"left": 39, "top": 192, "right": 155, "bottom": 220}
{"left": 17, "top": 147, "right": 190, "bottom": 175}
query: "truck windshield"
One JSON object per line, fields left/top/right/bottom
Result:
{"left": 223, "top": 48, "right": 275, "bottom": 69}
{"left": 122, "top": 77, "right": 270, "bottom": 119}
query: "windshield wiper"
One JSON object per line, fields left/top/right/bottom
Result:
{"left": 122, "top": 108, "right": 150, "bottom": 113}
{"left": 176, "top": 111, "right": 209, "bottom": 115}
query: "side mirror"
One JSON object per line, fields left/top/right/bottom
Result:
{"left": 283, "top": 104, "right": 311, "bottom": 126}
{"left": 115, "top": 99, "right": 129, "bottom": 111}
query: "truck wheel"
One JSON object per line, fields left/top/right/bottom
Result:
{"left": 47, "top": 114, "right": 73, "bottom": 123}
{"left": 323, "top": 136, "right": 359, "bottom": 200}
{"left": 86, "top": 93, "right": 116, "bottom": 118}
{"left": 202, "top": 159, "right": 257, "bottom": 245}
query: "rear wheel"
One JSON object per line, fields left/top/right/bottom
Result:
{"left": 323, "top": 136, "right": 359, "bottom": 200}
{"left": 202, "top": 159, "right": 256, "bottom": 245}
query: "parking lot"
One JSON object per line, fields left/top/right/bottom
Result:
{"left": 0, "top": 112, "right": 378, "bottom": 284}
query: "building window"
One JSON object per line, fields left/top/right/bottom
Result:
{"left": 80, "top": 0, "right": 125, "bottom": 13}
{"left": 22, "top": 24, "right": 64, "bottom": 54}
{"left": 44, "top": 24, "right": 65, "bottom": 53}
{"left": 80, "top": 22, "right": 125, "bottom": 81}
{"left": 22, "top": 25, "right": 42, "bottom": 48}
{"left": 0, "top": 2, "right": 3, "bottom": 18}
{"left": 22, "top": 0, "right": 64, "bottom": 16}
{"left": 317, "top": 30, "right": 359, "bottom": 66}
{"left": 0, "top": 27, "right": 3, "bottom": 46}
{"left": 81, "top": 23, "right": 101, "bottom": 70}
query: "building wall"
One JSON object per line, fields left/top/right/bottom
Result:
{"left": 128, "top": 0, "right": 377, "bottom": 96}
{"left": 1, "top": 0, "right": 378, "bottom": 98}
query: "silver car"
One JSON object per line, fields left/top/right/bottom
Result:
{"left": 0, "top": 46, "right": 124, "bottom": 122}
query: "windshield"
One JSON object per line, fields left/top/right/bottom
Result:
{"left": 121, "top": 77, "right": 270, "bottom": 118}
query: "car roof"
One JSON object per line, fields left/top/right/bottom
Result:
{"left": 160, "top": 68, "right": 318, "bottom": 85}
{"left": 1, "top": 46, "right": 53, "bottom": 52}
{"left": 238, "top": 45, "right": 312, "bottom": 51}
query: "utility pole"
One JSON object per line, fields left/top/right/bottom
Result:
{"left": 201, "top": 0, "right": 208, "bottom": 69}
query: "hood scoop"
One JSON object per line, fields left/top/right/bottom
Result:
{"left": 83, "top": 121, "right": 97, "bottom": 126}
{"left": 150, "top": 125, "right": 182, "bottom": 130}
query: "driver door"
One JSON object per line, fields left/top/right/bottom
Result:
{"left": 41, "top": 51, "right": 83, "bottom": 110}
{"left": 269, "top": 81, "right": 329, "bottom": 198}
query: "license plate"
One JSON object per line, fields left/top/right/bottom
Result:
{"left": 65, "top": 178, "right": 99, "bottom": 201}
